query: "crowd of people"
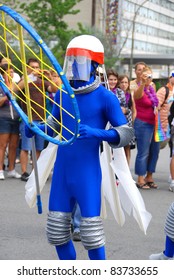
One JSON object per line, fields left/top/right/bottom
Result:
{"left": 105, "top": 62, "right": 174, "bottom": 192}
{"left": 1, "top": 56, "right": 174, "bottom": 187}
{"left": 0, "top": 54, "right": 61, "bottom": 181}
{"left": 1, "top": 44, "right": 174, "bottom": 260}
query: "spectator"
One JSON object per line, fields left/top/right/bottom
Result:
{"left": 0, "top": 54, "right": 22, "bottom": 164}
{"left": 107, "top": 69, "right": 133, "bottom": 166}
{"left": 130, "top": 62, "right": 156, "bottom": 94}
{"left": 0, "top": 59, "right": 22, "bottom": 164}
{"left": 0, "top": 64, "right": 21, "bottom": 180}
{"left": 117, "top": 74, "right": 136, "bottom": 165}
{"left": 96, "top": 65, "right": 105, "bottom": 85}
{"left": 130, "top": 62, "right": 147, "bottom": 93}
{"left": 167, "top": 71, "right": 174, "bottom": 192}
{"left": 169, "top": 113, "right": 174, "bottom": 192}
{"left": 134, "top": 66, "right": 159, "bottom": 189}
{"left": 13, "top": 58, "right": 59, "bottom": 181}
{"left": 156, "top": 72, "right": 173, "bottom": 136}
{"left": 154, "top": 72, "right": 173, "bottom": 187}
{"left": 107, "top": 69, "right": 126, "bottom": 109}
{"left": 0, "top": 53, "right": 20, "bottom": 83}
{"left": 45, "top": 69, "right": 62, "bottom": 117}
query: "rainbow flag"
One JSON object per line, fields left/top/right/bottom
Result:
{"left": 154, "top": 113, "right": 168, "bottom": 142}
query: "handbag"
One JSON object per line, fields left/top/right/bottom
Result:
{"left": 154, "top": 112, "right": 168, "bottom": 147}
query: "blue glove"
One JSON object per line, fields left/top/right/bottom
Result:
{"left": 25, "top": 122, "right": 54, "bottom": 138}
{"left": 78, "top": 124, "right": 119, "bottom": 143}
{"left": 25, "top": 124, "right": 35, "bottom": 138}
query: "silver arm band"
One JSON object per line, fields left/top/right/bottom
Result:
{"left": 109, "top": 124, "right": 134, "bottom": 148}
{"left": 47, "top": 115, "right": 60, "bottom": 132}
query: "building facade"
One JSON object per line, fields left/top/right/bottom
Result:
{"left": 117, "top": 0, "right": 174, "bottom": 77}
{"left": 65, "top": 0, "right": 174, "bottom": 78}
{"left": 3, "top": 0, "right": 174, "bottom": 78}
{"left": 91, "top": 0, "right": 174, "bottom": 78}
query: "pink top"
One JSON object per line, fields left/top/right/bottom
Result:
{"left": 135, "top": 93, "right": 155, "bottom": 125}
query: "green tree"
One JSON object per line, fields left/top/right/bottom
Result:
{"left": 14, "top": 0, "right": 84, "bottom": 65}
{"left": 1, "top": 0, "right": 123, "bottom": 69}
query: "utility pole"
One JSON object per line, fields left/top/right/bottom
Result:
{"left": 129, "top": 0, "right": 148, "bottom": 80}
{"left": 92, "top": 0, "right": 96, "bottom": 27}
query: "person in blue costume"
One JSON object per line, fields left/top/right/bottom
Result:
{"left": 27, "top": 35, "right": 134, "bottom": 260}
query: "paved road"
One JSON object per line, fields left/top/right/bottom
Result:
{"left": 0, "top": 146, "right": 173, "bottom": 260}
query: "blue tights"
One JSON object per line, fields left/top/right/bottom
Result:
{"left": 56, "top": 243, "right": 106, "bottom": 260}
{"left": 164, "top": 235, "right": 174, "bottom": 257}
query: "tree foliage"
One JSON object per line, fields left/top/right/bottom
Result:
{"left": 2, "top": 0, "right": 123, "bottom": 69}
{"left": 12, "top": 0, "right": 84, "bottom": 65}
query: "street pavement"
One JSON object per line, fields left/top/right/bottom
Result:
{"left": 0, "top": 145, "right": 174, "bottom": 260}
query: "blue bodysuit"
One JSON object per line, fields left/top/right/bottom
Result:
{"left": 46, "top": 83, "right": 129, "bottom": 260}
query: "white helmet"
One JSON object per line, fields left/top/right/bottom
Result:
{"left": 63, "top": 35, "right": 104, "bottom": 81}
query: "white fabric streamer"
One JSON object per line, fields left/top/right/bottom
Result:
{"left": 25, "top": 140, "right": 58, "bottom": 208}
{"left": 100, "top": 142, "right": 125, "bottom": 226}
{"left": 101, "top": 143, "right": 152, "bottom": 234}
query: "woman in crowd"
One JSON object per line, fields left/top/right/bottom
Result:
{"left": 107, "top": 69, "right": 126, "bottom": 104}
{"left": 133, "top": 66, "right": 159, "bottom": 189}
{"left": 117, "top": 74, "right": 136, "bottom": 165}
{"left": 0, "top": 64, "right": 21, "bottom": 180}
{"left": 130, "top": 61, "right": 156, "bottom": 94}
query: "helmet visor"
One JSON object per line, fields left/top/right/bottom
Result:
{"left": 63, "top": 55, "right": 91, "bottom": 81}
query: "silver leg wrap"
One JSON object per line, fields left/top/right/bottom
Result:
{"left": 80, "top": 216, "right": 105, "bottom": 250}
{"left": 46, "top": 211, "right": 71, "bottom": 246}
{"left": 109, "top": 124, "right": 134, "bottom": 148}
{"left": 164, "top": 202, "right": 174, "bottom": 242}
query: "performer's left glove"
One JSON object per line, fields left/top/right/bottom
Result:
{"left": 78, "top": 124, "right": 119, "bottom": 143}
{"left": 25, "top": 124, "right": 35, "bottom": 138}
{"left": 25, "top": 122, "right": 54, "bottom": 138}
